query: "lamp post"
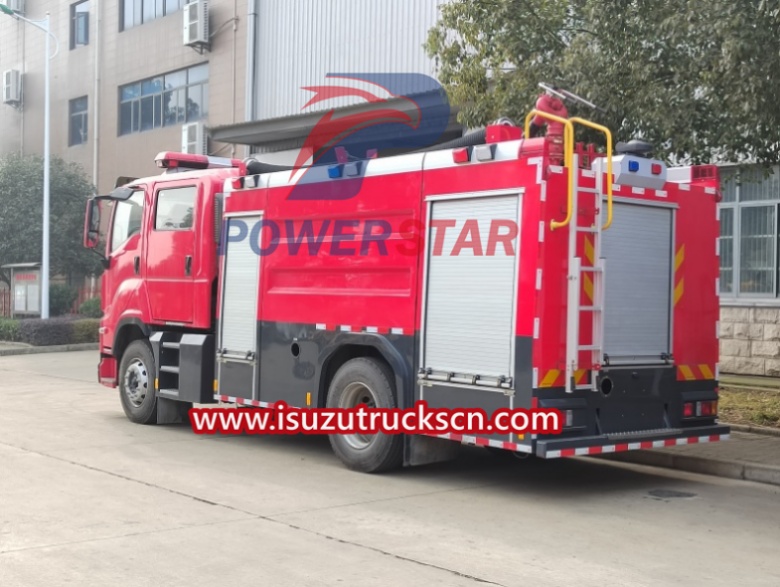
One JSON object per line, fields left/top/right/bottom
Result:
{"left": 0, "top": 6, "right": 59, "bottom": 319}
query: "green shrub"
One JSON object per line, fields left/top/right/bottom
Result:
{"left": 49, "top": 284, "right": 78, "bottom": 317}
{"left": 18, "top": 317, "right": 74, "bottom": 346}
{"left": 0, "top": 318, "right": 20, "bottom": 342}
{"left": 71, "top": 319, "right": 100, "bottom": 343}
{"left": 78, "top": 297, "right": 103, "bottom": 318}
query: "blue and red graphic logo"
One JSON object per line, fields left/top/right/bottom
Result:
{"left": 287, "top": 72, "right": 451, "bottom": 200}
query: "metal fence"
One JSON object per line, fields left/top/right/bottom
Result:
{"left": 0, "top": 286, "right": 97, "bottom": 319}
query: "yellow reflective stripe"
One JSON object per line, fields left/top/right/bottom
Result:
{"left": 699, "top": 364, "right": 714, "bottom": 379}
{"left": 540, "top": 370, "right": 560, "bottom": 387}
{"left": 679, "top": 365, "right": 695, "bottom": 380}
{"left": 675, "top": 244, "right": 685, "bottom": 271}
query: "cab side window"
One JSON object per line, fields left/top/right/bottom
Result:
{"left": 155, "top": 186, "right": 197, "bottom": 230}
{"left": 110, "top": 190, "right": 145, "bottom": 252}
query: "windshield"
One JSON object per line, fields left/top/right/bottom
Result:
{"left": 110, "top": 190, "right": 145, "bottom": 252}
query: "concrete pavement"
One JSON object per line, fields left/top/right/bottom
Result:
{"left": 1, "top": 350, "right": 779, "bottom": 586}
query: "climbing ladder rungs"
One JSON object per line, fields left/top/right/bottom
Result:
{"left": 578, "top": 345, "right": 600, "bottom": 351}
{"left": 579, "top": 306, "right": 602, "bottom": 312}
{"left": 580, "top": 266, "right": 603, "bottom": 272}
{"left": 576, "top": 227, "right": 600, "bottom": 233}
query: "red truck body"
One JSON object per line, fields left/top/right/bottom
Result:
{"left": 87, "top": 117, "right": 728, "bottom": 472}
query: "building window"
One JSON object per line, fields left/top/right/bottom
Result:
{"left": 118, "top": 63, "right": 208, "bottom": 136}
{"left": 121, "top": 0, "right": 184, "bottom": 31}
{"left": 70, "top": 1, "right": 90, "bottom": 49}
{"left": 69, "top": 96, "right": 89, "bottom": 146}
{"left": 718, "top": 166, "right": 780, "bottom": 299}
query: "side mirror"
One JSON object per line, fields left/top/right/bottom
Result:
{"left": 83, "top": 197, "right": 101, "bottom": 249}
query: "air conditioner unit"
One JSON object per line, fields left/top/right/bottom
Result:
{"left": 1, "top": 0, "right": 25, "bottom": 15}
{"left": 2, "top": 69, "right": 21, "bottom": 105}
{"left": 183, "top": 0, "right": 209, "bottom": 51}
{"left": 182, "top": 122, "right": 207, "bottom": 155}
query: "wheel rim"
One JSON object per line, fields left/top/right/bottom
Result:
{"left": 124, "top": 358, "right": 149, "bottom": 408}
{"left": 339, "top": 381, "right": 378, "bottom": 450}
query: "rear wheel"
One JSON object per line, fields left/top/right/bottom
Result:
{"left": 118, "top": 340, "right": 158, "bottom": 425}
{"left": 326, "top": 357, "right": 403, "bottom": 473}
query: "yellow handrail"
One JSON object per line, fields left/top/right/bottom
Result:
{"left": 525, "top": 110, "right": 575, "bottom": 230}
{"left": 568, "top": 117, "right": 613, "bottom": 230}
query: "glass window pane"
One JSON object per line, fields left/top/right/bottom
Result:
{"left": 164, "top": 70, "right": 186, "bottom": 90}
{"left": 120, "top": 101, "right": 133, "bottom": 135}
{"left": 201, "top": 83, "right": 208, "bottom": 118}
{"left": 165, "top": 0, "right": 181, "bottom": 14}
{"left": 740, "top": 167, "right": 780, "bottom": 202}
{"left": 186, "top": 84, "right": 203, "bottom": 122}
{"left": 719, "top": 208, "right": 734, "bottom": 294}
{"left": 142, "top": 77, "right": 163, "bottom": 96}
{"left": 143, "top": 0, "right": 155, "bottom": 22}
{"left": 132, "top": 100, "right": 141, "bottom": 132}
{"left": 739, "top": 206, "right": 775, "bottom": 294}
{"left": 140, "top": 96, "right": 155, "bottom": 131}
{"left": 121, "top": 83, "right": 140, "bottom": 101}
{"left": 156, "top": 0, "right": 165, "bottom": 18}
{"left": 163, "top": 89, "right": 186, "bottom": 125}
{"left": 188, "top": 63, "right": 208, "bottom": 84}
{"left": 720, "top": 169, "right": 737, "bottom": 203}
{"left": 153, "top": 94, "right": 163, "bottom": 128}
{"left": 111, "top": 191, "right": 145, "bottom": 251}
{"left": 123, "top": 0, "right": 135, "bottom": 29}
{"left": 155, "top": 186, "right": 197, "bottom": 230}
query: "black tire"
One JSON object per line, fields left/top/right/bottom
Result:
{"left": 326, "top": 357, "right": 404, "bottom": 473}
{"left": 118, "top": 339, "right": 158, "bottom": 425}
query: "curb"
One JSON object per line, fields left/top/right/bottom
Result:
{"left": 725, "top": 423, "right": 780, "bottom": 438}
{"left": 601, "top": 450, "right": 780, "bottom": 488}
{"left": 0, "top": 343, "right": 99, "bottom": 356}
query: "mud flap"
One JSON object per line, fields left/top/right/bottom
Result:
{"left": 157, "top": 397, "right": 192, "bottom": 424}
{"left": 406, "top": 434, "right": 460, "bottom": 466}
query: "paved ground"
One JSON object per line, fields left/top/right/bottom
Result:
{"left": 1, "top": 351, "right": 779, "bottom": 587}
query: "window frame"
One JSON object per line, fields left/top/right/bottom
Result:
{"left": 68, "top": 96, "right": 89, "bottom": 147}
{"left": 718, "top": 165, "right": 780, "bottom": 301}
{"left": 118, "top": 64, "right": 208, "bottom": 136}
{"left": 70, "top": 0, "right": 90, "bottom": 50}
{"left": 120, "top": 0, "right": 184, "bottom": 32}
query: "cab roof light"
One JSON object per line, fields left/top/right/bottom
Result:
{"left": 628, "top": 160, "right": 640, "bottom": 172}
{"left": 154, "top": 152, "right": 246, "bottom": 172}
{"left": 328, "top": 165, "right": 344, "bottom": 179}
{"left": 651, "top": 163, "right": 663, "bottom": 175}
{"left": 452, "top": 147, "right": 470, "bottom": 164}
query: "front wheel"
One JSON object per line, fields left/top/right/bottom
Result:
{"left": 118, "top": 340, "right": 158, "bottom": 425}
{"left": 326, "top": 358, "right": 403, "bottom": 473}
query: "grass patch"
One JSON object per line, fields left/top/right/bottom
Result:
{"left": 718, "top": 387, "right": 780, "bottom": 428}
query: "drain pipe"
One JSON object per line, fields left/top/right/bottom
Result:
{"left": 244, "top": 0, "right": 258, "bottom": 158}
{"left": 92, "top": 0, "right": 101, "bottom": 188}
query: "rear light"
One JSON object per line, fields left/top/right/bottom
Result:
{"left": 697, "top": 400, "right": 718, "bottom": 417}
{"left": 651, "top": 163, "right": 663, "bottom": 175}
{"left": 683, "top": 400, "right": 717, "bottom": 418}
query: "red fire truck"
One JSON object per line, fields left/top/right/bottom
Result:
{"left": 83, "top": 101, "right": 728, "bottom": 473}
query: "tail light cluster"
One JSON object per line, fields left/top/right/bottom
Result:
{"left": 683, "top": 400, "right": 718, "bottom": 418}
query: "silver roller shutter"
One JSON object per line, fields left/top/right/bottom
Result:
{"left": 601, "top": 202, "right": 673, "bottom": 363}
{"left": 220, "top": 216, "right": 262, "bottom": 356}
{"left": 422, "top": 194, "right": 520, "bottom": 380}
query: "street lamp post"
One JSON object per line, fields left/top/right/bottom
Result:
{"left": 0, "top": 7, "right": 59, "bottom": 319}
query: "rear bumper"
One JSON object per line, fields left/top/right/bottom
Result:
{"left": 535, "top": 424, "right": 730, "bottom": 458}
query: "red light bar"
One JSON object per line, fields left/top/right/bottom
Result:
{"left": 154, "top": 152, "right": 246, "bottom": 173}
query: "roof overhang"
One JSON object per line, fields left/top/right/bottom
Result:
{"left": 210, "top": 96, "right": 464, "bottom": 151}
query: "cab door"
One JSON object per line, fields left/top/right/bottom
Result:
{"left": 145, "top": 182, "right": 200, "bottom": 324}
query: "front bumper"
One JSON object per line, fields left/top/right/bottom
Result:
{"left": 535, "top": 423, "right": 730, "bottom": 458}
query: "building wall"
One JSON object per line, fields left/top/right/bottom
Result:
{"left": 0, "top": 0, "right": 246, "bottom": 195}
{"left": 720, "top": 306, "right": 780, "bottom": 376}
{"left": 253, "top": 0, "right": 444, "bottom": 120}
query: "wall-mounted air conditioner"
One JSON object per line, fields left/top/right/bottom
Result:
{"left": 2, "top": 69, "right": 21, "bottom": 105}
{"left": 183, "top": 0, "right": 210, "bottom": 52}
{"left": 1, "top": 0, "right": 25, "bottom": 15}
{"left": 182, "top": 122, "right": 207, "bottom": 155}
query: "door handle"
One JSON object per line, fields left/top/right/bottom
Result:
{"left": 134, "top": 256, "right": 140, "bottom": 275}
{"left": 185, "top": 255, "right": 192, "bottom": 276}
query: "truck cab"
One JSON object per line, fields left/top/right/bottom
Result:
{"left": 83, "top": 153, "right": 246, "bottom": 405}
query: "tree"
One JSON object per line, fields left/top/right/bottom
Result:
{"left": 425, "top": 0, "right": 780, "bottom": 165}
{"left": 0, "top": 152, "right": 103, "bottom": 287}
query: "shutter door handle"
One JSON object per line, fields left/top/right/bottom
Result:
{"left": 185, "top": 255, "right": 192, "bottom": 276}
{"left": 133, "top": 256, "right": 140, "bottom": 275}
